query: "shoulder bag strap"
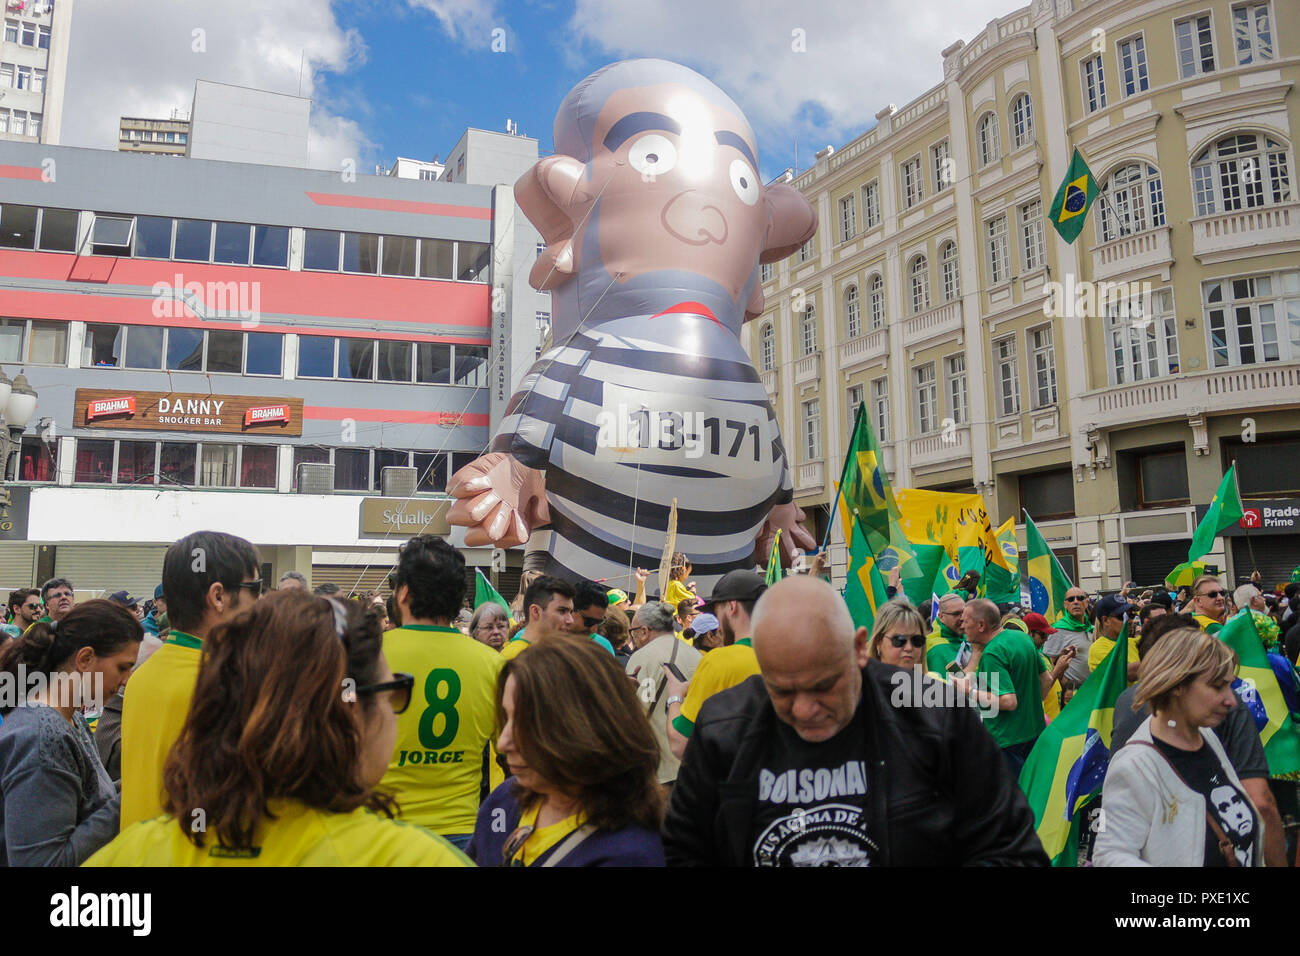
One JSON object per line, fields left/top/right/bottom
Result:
{"left": 647, "top": 639, "right": 681, "bottom": 717}
{"left": 539, "top": 824, "right": 599, "bottom": 868}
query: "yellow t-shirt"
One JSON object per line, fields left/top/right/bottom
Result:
{"left": 120, "top": 633, "right": 203, "bottom": 829}
{"left": 1088, "top": 635, "right": 1140, "bottom": 680}
{"left": 672, "top": 638, "right": 759, "bottom": 737}
{"left": 664, "top": 579, "right": 695, "bottom": 609}
{"left": 83, "top": 799, "right": 471, "bottom": 867}
{"left": 1040, "top": 652, "right": 1061, "bottom": 721}
{"left": 510, "top": 803, "right": 585, "bottom": 867}
{"left": 500, "top": 635, "right": 530, "bottom": 661}
{"left": 380, "top": 625, "right": 503, "bottom": 835}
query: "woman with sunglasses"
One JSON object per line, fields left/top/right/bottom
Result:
{"left": 467, "top": 637, "right": 665, "bottom": 866}
{"left": 866, "top": 601, "right": 929, "bottom": 671}
{"left": 86, "top": 591, "right": 469, "bottom": 866}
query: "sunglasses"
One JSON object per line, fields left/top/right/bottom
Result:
{"left": 1198, "top": 589, "right": 1227, "bottom": 599}
{"left": 888, "top": 633, "right": 926, "bottom": 649}
{"left": 356, "top": 672, "right": 414, "bottom": 715}
{"left": 581, "top": 615, "right": 603, "bottom": 630}
{"left": 22, "top": 603, "right": 41, "bottom": 611}
{"left": 237, "top": 579, "right": 264, "bottom": 597}
{"left": 1065, "top": 596, "right": 1087, "bottom": 602}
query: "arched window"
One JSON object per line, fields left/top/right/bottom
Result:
{"left": 909, "top": 256, "right": 931, "bottom": 314}
{"left": 869, "top": 274, "right": 885, "bottom": 330}
{"left": 844, "top": 284, "right": 861, "bottom": 338}
{"left": 801, "top": 302, "right": 818, "bottom": 356}
{"left": 761, "top": 323, "right": 775, "bottom": 371}
{"left": 977, "top": 112, "right": 1000, "bottom": 167}
{"left": 1099, "top": 163, "right": 1166, "bottom": 242}
{"left": 1191, "top": 133, "right": 1292, "bottom": 216}
{"left": 940, "top": 241, "right": 960, "bottom": 301}
{"left": 1010, "top": 93, "right": 1034, "bottom": 149}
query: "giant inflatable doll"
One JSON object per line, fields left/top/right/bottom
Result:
{"left": 448, "top": 58, "right": 819, "bottom": 592}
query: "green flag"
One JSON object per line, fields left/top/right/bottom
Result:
{"left": 1018, "top": 634, "right": 1131, "bottom": 865}
{"left": 765, "top": 529, "right": 783, "bottom": 586}
{"left": 837, "top": 403, "right": 900, "bottom": 556}
{"left": 1048, "top": 148, "right": 1099, "bottom": 243}
{"left": 1188, "top": 466, "right": 1244, "bottom": 562}
{"left": 844, "top": 520, "right": 890, "bottom": 633}
{"left": 985, "top": 516, "right": 1021, "bottom": 604}
{"left": 1024, "top": 510, "right": 1074, "bottom": 622}
{"left": 1218, "top": 610, "right": 1300, "bottom": 778}
{"left": 474, "top": 568, "right": 514, "bottom": 624}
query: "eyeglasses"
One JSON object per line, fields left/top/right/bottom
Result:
{"left": 887, "top": 633, "right": 926, "bottom": 649}
{"left": 22, "top": 602, "right": 41, "bottom": 611}
{"left": 629, "top": 625, "right": 650, "bottom": 637}
{"left": 356, "top": 672, "right": 414, "bottom": 715}
{"left": 1198, "top": 589, "right": 1227, "bottom": 599}
{"left": 47, "top": 591, "right": 73, "bottom": 601}
{"left": 1065, "top": 595, "right": 1087, "bottom": 603}
{"left": 502, "top": 824, "right": 536, "bottom": 866}
{"left": 237, "top": 579, "right": 264, "bottom": 597}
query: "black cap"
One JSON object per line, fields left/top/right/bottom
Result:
{"left": 1095, "top": 594, "right": 1131, "bottom": 620}
{"left": 1148, "top": 591, "right": 1174, "bottom": 609}
{"left": 701, "top": 570, "right": 767, "bottom": 609}
{"left": 108, "top": 590, "right": 138, "bottom": 609}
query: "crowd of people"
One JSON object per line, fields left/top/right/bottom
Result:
{"left": 0, "top": 530, "right": 1296, "bottom": 868}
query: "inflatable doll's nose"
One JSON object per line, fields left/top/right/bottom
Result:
{"left": 662, "top": 191, "right": 728, "bottom": 245}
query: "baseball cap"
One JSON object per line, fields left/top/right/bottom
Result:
{"left": 1095, "top": 594, "right": 1131, "bottom": 620}
{"left": 109, "top": 590, "right": 138, "bottom": 609}
{"left": 606, "top": 588, "right": 629, "bottom": 605}
{"left": 1022, "top": 612, "right": 1056, "bottom": 634}
{"left": 701, "top": 570, "right": 767, "bottom": 609}
{"left": 1148, "top": 591, "right": 1174, "bottom": 610}
{"left": 690, "top": 612, "right": 720, "bottom": 633}
{"left": 154, "top": 584, "right": 165, "bottom": 600}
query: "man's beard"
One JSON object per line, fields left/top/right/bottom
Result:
{"left": 719, "top": 610, "right": 736, "bottom": 646}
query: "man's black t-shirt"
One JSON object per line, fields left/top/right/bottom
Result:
{"left": 749, "top": 712, "right": 874, "bottom": 867}
{"left": 1151, "top": 736, "right": 1257, "bottom": 867}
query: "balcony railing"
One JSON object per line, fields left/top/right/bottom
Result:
{"left": 909, "top": 425, "right": 971, "bottom": 470}
{"left": 901, "top": 299, "right": 963, "bottom": 347}
{"left": 839, "top": 328, "right": 888, "bottom": 371}
{"left": 1083, "top": 363, "right": 1300, "bottom": 430}
{"left": 760, "top": 369, "right": 778, "bottom": 396}
{"left": 796, "top": 459, "right": 825, "bottom": 493}
{"left": 1091, "top": 226, "right": 1172, "bottom": 282}
{"left": 1191, "top": 202, "right": 1298, "bottom": 264}
{"left": 794, "top": 351, "right": 822, "bottom": 386}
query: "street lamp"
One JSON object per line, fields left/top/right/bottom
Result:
{"left": 0, "top": 371, "right": 38, "bottom": 483}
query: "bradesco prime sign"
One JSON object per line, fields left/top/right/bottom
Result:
{"left": 75, "top": 389, "right": 303, "bottom": 436}
{"left": 1196, "top": 499, "right": 1300, "bottom": 535}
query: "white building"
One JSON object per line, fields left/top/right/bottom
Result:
{"left": 187, "top": 80, "right": 311, "bottom": 168}
{"left": 387, "top": 156, "right": 445, "bottom": 181}
{"left": 0, "top": 0, "right": 73, "bottom": 145}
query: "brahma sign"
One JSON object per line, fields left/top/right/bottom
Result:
{"left": 75, "top": 389, "right": 303, "bottom": 436}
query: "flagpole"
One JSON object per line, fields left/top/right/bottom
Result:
{"left": 820, "top": 403, "right": 865, "bottom": 553}
{"left": 1231, "top": 461, "right": 1257, "bottom": 580}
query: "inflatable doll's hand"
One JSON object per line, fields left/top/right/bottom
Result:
{"left": 754, "top": 502, "right": 818, "bottom": 568}
{"left": 447, "top": 453, "right": 550, "bottom": 548}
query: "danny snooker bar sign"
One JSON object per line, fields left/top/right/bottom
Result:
{"left": 76, "top": 389, "right": 303, "bottom": 436}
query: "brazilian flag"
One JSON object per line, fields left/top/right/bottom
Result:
{"left": 837, "top": 403, "right": 900, "bottom": 556}
{"left": 764, "top": 529, "right": 783, "bottom": 586}
{"left": 1024, "top": 510, "right": 1073, "bottom": 622}
{"left": 1188, "top": 465, "right": 1244, "bottom": 563}
{"left": 985, "top": 516, "right": 1021, "bottom": 604}
{"left": 1048, "top": 148, "right": 1099, "bottom": 244}
{"left": 844, "top": 520, "right": 890, "bottom": 633}
{"left": 1219, "top": 610, "right": 1300, "bottom": 778}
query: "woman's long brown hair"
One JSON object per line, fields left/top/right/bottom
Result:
{"left": 163, "top": 590, "right": 392, "bottom": 849}
{"left": 500, "top": 636, "right": 664, "bottom": 831}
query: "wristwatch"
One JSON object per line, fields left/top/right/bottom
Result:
{"left": 666, "top": 695, "right": 685, "bottom": 707}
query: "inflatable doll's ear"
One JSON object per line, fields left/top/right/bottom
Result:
{"left": 515, "top": 155, "right": 591, "bottom": 290}
{"left": 759, "top": 183, "right": 817, "bottom": 264}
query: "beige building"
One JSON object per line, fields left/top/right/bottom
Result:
{"left": 746, "top": 0, "right": 1300, "bottom": 594}
{"left": 118, "top": 115, "right": 191, "bottom": 156}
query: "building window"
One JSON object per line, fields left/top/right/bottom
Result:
{"left": 870, "top": 378, "right": 890, "bottom": 442}
{"left": 986, "top": 215, "right": 1009, "bottom": 285}
{"left": 26, "top": 320, "right": 65, "bottom": 365}
{"left": 1176, "top": 14, "right": 1217, "bottom": 78}
{"left": 914, "top": 363, "right": 937, "bottom": 434}
{"left": 869, "top": 274, "right": 885, "bottom": 330}
{"left": 976, "top": 113, "right": 1000, "bottom": 167}
{"left": 3, "top": 21, "right": 15, "bottom": 43}
{"left": 1010, "top": 94, "right": 1034, "bottom": 149}
{"left": 932, "top": 140, "right": 951, "bottom": 192}
{"left": 800, "top": 302, "right": 818, "bottom": 356}
{"left": 19, "top": 21, "right": 35, "bottom": 46}
{"left": 940, "top": 241, "right": 959, "bottom": 301}
{"left": 1082, "top": 54, "right": 1107, "bottom": 113}
{"left": 847, "top": 384, "right": 864, "bottom": 424}
{"left": 420, "top": 238, "right": 455, "bottom": 279}
{"left": 945, "top": 353, "right": 968, "bottom": 425}
{"left": 761, "top": 323, "right": 775, "bottom": 371}
{"left": 838, "top": 194, "right": 857, "bottom": 242}
{"left": 994, "top": 334, "right": 1020, "bottom": 417}
{"left": 74, "top": 439, "right": 115, "bottom": 483}
{"left": 454, "top": 345, "right": 489, "bottom": 386}
{"left": 173, "top": 219, "right": 213, "bottom": 262}
{"left": 1191, "top": 134, "right": 1292, "bottom": 216}
{"left": 1019, "top": 468, "right": 1075, "bottom": 520}
{"left": 1020, "top": 199, "right": 1045, "bottom": 271}
{"left": 1233, "top": 2, "right": 1274, "bottom": 64}
{"left": 342, "top": 232, "right": 379, "bottom": 274}
{"left": 1028, "top": 324, "right": 1058, "bottom": 408}
{"left": 761, "top": 262, "right": 774, "bottom": 283}
{"left": 15, "top": 65, "right": 29, "bottom": 90}
{"left": 802, "top": 399, "right": 822, "bottom": 461}
{"left": 909, "top": 255, "right": 930, "bottom": 314}
{"left": 337, "top": 338, "right": 375, "bottom": 379}
{"left": 37, "top": 24, "right": 49, "bottom": 49}
{"left": 1106, "top": 287, "right": 1179, "bottom": 384}
{"left": 1100, "top": 163, "right": 1166, "bottom": 241}
{"left": 416, "top": 343, "right": 452, "bottom": 384}
{"left": 213, "top": 222, "right": 252, "bottom": 265}
{"left": 298, "top": 335, "right": 337, "bottom": 378}
{"left": 1118, "top": 35, "right": 1150, "bottom": 95}
{"left": 798, "top": 236, "right": 816, "bottom": 263}
{"left": 252, "top": 226, "right": 290, "bottom": 268}
{"left": 19, "top": 435, "right": 57, "bottom": 482}
{"left": 1137, "top": 449, "right": 1190, "bottom": 507}
{"left": 1204, "top": 270, "right": 1300, "bottom": 368}
{"left": 844, "top": 284, "right": 861, "bottom": 338}
{"left": 861, "top": 181, "right": 880, "bottom": 229}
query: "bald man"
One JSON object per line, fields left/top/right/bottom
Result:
{"left": 662, "top": 577, "right": 1046, "bottom": 867}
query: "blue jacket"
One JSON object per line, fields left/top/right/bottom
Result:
{"left": 141, "top": 611, "right": 159, "bottom": 637}
{"left": 468, "top": 779, "right": 664, "bottom": 867}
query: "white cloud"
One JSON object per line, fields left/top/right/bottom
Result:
{"left": 62, "top": 0, "right": 371, "bottom": 169}
{"left": 567, "top": 0, "right": 1021, "bottom": 167}
{"left": 405, "top": 0, "right": 503, "bottom": 48}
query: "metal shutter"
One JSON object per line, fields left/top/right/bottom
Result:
{"left": 1127, "top": 540, "right": 1194, "bottom": 590}
{"left": 1232, "top": 536, "right": 1300, "bottom": 590}
{"left": 0, "top": 544, "right": 37, "bottom": 592}
{"left": 53, "top": 545, "right": 169, "bottom": 601}
{"left": 310, "top": 564, "right": 394, "bottom": 597}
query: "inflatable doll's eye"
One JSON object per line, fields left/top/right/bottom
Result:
{"left": 729, "top": 159, "right": 759, "bottom": 205}
{"left": 628, "top": 135, "right": 677, "bottom": 177}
